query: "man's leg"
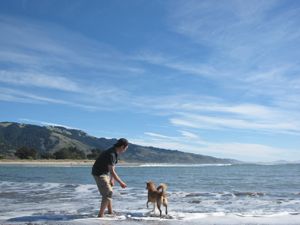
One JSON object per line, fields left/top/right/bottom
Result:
{"left": 94, "top": 175, "right": 113, "bottom": 217}
{"left": 98, "top": 195, "right": 113, "bottom": 217}
{"left": 98, "top": 198, "right": 109, "bottom": 217}
{"left": 107, "top": 200, "right": 113, "bottom": 214}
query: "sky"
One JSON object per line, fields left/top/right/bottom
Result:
{"left": 0, "top": 0, "right": 300, "bottom": 162}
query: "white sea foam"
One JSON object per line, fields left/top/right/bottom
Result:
{"left": 137, "top": 163, "right": 232, "bottom": 167}
{"left": 58, "top": 212, "right": 300, "bottom": 225}
{"left": 74, "top": 184, "right": 95, "bottom": 193}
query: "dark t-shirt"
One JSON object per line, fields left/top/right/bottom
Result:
{"left": 92, "top": 147, "right": 118, "bottom": 176}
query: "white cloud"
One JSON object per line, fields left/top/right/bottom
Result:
{"left": 0, "top": 70, "right": 130, "bottom": 103}
{"left": 165, "top": 0, "right": 300, "bottom": 110}
{"left": 130, "top": 137, "right": 193, "bottom": 152}
{"left": 169, "top": 0, "right": 299, "bottom": 52}
{"left": 144, "top": 132, "right": 172, "bottom": 139}
{"left": 134, "top": 52, "right": 218, "bottom": 78}
{"left": 0, "top": 15, "right": 144, "bottom": 112}
{"left": 0, "top": 71, "right": 81, "bottom": 92}
{"left": 179, "top": 130, "right": 199, "bottom": 139}
{"left": 132, "top": 92, "right": 300, "bottom": 134}
{"left": 0, "top": 91, "right": 36, "bottom": 104}
{"left": 193, "top": 142, "right": 298, "bottom": 162}
{"left": 145, "top": 130, "right": 202, "bottom": 141}
{"left": 170, "top": 112, "right": 300, "bottom": 134}
{"left": 19, "top": 118, "right": 78, "bottom": 130}
{"left": 131, "top": 135, "right": 299, "bottom": 162}
{"left": 0, "top": 87, "right": 99, "bottom": 110}
{"left": 0, "top": 15, "right": 144, "bottom": 75}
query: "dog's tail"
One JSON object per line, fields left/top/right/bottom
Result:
{"left": 157, "top": 183, "right": 167, "bottom": 193}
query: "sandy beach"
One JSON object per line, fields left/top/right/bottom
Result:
{"left": 0, "top": 159, "right": 95, "bottom": 166}
{"left": 0, "top": 159, "right": 143, "bottom": 167}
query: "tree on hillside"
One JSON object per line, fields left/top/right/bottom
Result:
{"left": 40, "top": 152, "right": 55, "bottom": 159}
{"left": 87, "top": 148, "right": 102, "bottom": 159}
{"left": 54, "top": 146, "right": 86, "bottom": 159}
{"left": 15, "top": 146, "right": 37, "bottom": 159}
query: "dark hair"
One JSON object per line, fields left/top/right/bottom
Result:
{"left": 114, "top": 138, "right": 129, "bottom": 148}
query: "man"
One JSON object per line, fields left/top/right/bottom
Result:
{"left": 92, "top": 138, "right": 128, "bottom": 217}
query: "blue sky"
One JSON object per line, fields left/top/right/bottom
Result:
{"left": 0, "top": 0, "right": 300, "bottom": 162}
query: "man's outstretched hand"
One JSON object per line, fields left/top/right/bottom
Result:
{"left": 120, "top": 182, "right": 127, "bottom": 188}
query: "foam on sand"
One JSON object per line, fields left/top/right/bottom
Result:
{"left": 64, "top": 212, "right": 300, "bottom": 225}
{"left": 4, "top": 211, "right": 298, "bottom": 225}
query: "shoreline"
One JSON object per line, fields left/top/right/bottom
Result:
{"left": 2, "top": 160, "right": 298, "bottom": 167}
{"left": 0, "top": 159, "right": 94, "bottom": 166}
{"left": 0, "top": 160, "right": 232, "bottom": 167}
{"left": 0, "top": 160, "right": 230, "bottom": 166}
{"left": 0, "top": 159, "right": 143, "bottom": 167}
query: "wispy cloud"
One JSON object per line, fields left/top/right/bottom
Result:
{"left": 179, "top": 130, "right": 199, "bottom": 139}
{"left": 134, "top": 52, "right": 218, "bottom": 78}
{"left": 194, "top": 142, "right": 299, "bottom": 162}
{"left": 0, "top": 71, "right": 81, "bottom": 92}
{"left": 0, "top": 87, "right": 99, "bottom": 110}
{"left": 131, "top": 92, "right": 300, "bottom": 134}
{"left": 0, "top": 15, "right": 144, "bottom": 74}
{"left": 0, "top": 70, "right": 130, "bottom": 103}
{"left": 170, "top": 112, "right": 300, "bottom": 134}
{"left": 136, "top": 120, "right": 300, "bottom": 162}
{"left": 165, "top": 0, "right": 300, "bottom": 105}
{"left": 0, "top": 15, "right": 146, "bottom": 112}
{"left": 169, "top": 0, "right": 300, "bottom": 55}
{"left": 131, "top": 135, "right": 299, "bottom": 162}
{"left": 143, "top": 130, "right": 206, "bottom": 145}
{"left": 144, "top": 132, "right": 173, "bottom": 139}
{"left": 19, "top": 118, "right": 78, "bottom": 130}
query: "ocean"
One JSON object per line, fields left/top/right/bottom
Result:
{"left": 0, "top": 163, "right": 300, "bottom": 225}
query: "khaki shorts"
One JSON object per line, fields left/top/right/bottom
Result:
{"left": 93, "top": 175, "right": 113, "bottom": 203}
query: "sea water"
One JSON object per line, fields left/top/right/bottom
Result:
{"left": 0, "top": 163, "right": 300, "bottom": 225}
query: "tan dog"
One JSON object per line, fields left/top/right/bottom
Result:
{"left": 146, "top": 181, "right": 168, "bottom": 217}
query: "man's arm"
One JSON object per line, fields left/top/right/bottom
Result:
{"left": 109, "top": 176, "right": 115, "bottom": 186}
{"left": 108, "top": 165, "right": 127, "bottom": 188}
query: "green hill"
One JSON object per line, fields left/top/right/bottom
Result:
{"left": 0, "top": 122, "right": 239, "bottom": 164}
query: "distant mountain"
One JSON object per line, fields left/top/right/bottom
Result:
{"left": 0, "top": 122, "right": 239, "bottom": 164}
